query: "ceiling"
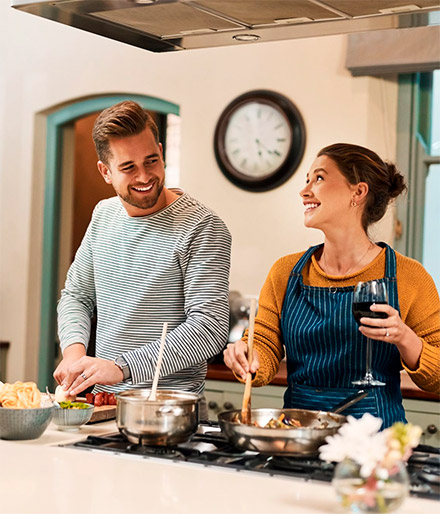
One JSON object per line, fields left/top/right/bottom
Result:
{"left": 12, "top": 1, "right": 440, "bottom": 53}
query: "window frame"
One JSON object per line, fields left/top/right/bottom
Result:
{"left": 395, "top": 72, "right": 440, "bottom": 262}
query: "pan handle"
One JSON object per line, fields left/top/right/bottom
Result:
{"left": 330, "top": 389, "right": 368, "bottom": 414}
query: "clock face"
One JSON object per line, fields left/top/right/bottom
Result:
{"left": 224, "top": 101, "right": 292, "bottom": 178}
{"left": 214, "top": 90, "right": 306, "bottom": 192}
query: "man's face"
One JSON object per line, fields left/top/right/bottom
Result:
{"left": 97, "top": 127, "right": 166, "bottom": 216}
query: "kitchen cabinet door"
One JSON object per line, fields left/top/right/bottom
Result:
{"left": 403, "top": 398, "right": 440, "bottom": 446}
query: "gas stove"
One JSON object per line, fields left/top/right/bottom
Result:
{"left": 63, "top": 422, "right": 440, "bottom": 501}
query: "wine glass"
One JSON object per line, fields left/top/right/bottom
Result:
{"left": 352, "top": 280, "right": 388, "bottom": 387}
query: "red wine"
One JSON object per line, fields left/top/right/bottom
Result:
{"left": 352, "top": 301, "right": 388, "bottom": 325}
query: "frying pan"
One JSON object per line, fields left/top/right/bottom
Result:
{"left": 218, "top": 389, "right": 367, "bottom": 456}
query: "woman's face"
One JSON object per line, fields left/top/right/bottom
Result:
{"left": 299, "top": 155, "right": 359, "bottom": 230}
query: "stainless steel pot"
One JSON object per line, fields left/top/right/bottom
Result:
{"left": 218, "top": 390, "right": 367, "bottom": 456}
{"left": 116, "top": 389, "right": 201, "bottom": 446}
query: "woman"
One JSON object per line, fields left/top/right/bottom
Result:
{"left": 224, "top": 143, "right": 440, "bottom": 428}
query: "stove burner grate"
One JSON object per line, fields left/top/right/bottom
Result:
{"left": 269, "top": 456, "right": 335, "bottom": 480}
{"left": 62, "top": 429, "right": 440, "bottom": 500}
{"left": 125, "top": 444, "right": 185, "bottom": 459}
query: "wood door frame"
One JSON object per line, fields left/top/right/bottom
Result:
{"left": 38, "top": 94, "right": 179, "bottom": 388}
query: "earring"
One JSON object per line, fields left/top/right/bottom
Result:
{"left": 351, "top": 200, "right": 357, "bottom": 207}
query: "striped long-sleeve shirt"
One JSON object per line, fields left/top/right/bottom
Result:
{"left": 57, "top": 191, "right": 231, "bottom": 395}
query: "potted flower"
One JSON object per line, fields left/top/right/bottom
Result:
{"left": 319, "top": 414, "right": 422, "bottom": 513}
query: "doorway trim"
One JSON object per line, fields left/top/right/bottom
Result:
{"left": 39, "top": 94, "right": 179, "bottom": 388}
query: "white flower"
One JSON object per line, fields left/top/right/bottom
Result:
{"left": 319, "top": 414, "right": 423, "bottom": 474}
{"left": 338, "top": 413, "right": 382, "bottom": 438}
{"left": 319, "top": 413, "right": 388, "bottom": 472}
{"left": 375, "top": 467, "right": 389, "bottom": 481}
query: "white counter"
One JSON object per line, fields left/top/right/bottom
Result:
{"left": 0, "top": 421, "right": 437, "bottom": 514}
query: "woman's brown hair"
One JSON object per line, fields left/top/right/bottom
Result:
{"left": 92, "top": 100, "right": 159, "bottom": 164}
{"left": 317, "top": 143, "right": 407, "bottom": 232}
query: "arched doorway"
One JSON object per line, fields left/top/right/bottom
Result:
{"left": 38, "top": 94, "right": 179, "bottom": 388}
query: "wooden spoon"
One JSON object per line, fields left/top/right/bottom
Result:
{"left": 148, "top": 322, "right": 168, "bottom": 402}
{"left": 241, "top": 297, "right": 257, "bottom": 425}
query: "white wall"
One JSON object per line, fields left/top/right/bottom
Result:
{"left": 0, "top": 3, "right": 398, "bottom": 382}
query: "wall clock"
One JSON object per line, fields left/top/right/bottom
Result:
{"left": 214, "top": 90, "right": 306, "bottom": 192}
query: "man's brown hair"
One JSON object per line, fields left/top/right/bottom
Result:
{"left": 92, "top": 100, "right": 159, "bottom": 164}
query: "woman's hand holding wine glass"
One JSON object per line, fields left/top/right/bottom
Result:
{"left": 357, "top": 299, "right": 417, "bottom": 354}
{"left": 353, "top": 282, "right": 424, "bottom": 374}
{"left": 352, "top": 280, "right": 389, "bottom": 387}
{"left": 358, "top": 302, "right": 403, "bottom": 344}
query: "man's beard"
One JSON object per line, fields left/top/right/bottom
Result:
{"left": 118, "top": 179, "right": 164, "bottom": 211}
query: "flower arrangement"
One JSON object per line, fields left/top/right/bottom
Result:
{"left": 319, "top": 414, "right": 422, "bottom": 513}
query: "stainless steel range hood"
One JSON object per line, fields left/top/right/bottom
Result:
{"left": 12, "top": 1, "right": 440, "bottom": 53}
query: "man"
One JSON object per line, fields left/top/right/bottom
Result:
{"left": 54, "top": 100, "right": 231, "bottom": 406}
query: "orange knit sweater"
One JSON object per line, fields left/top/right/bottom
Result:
{"left": 243, "top": 247, "right": 440, "bottom": 393}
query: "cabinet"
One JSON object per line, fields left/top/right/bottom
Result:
{"left": 206, "top": 380, "right": 440, "bottom": 447}
{"left": 403, "top": 398, "right": 440, "bottom": 446}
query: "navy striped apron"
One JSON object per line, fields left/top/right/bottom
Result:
{"left": 281, "top": 243, "right": 405, "bottom": 429}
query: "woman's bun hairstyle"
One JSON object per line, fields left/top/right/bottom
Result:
{"left": 386, "top": 162, "right": 407, "bottom": 199}
{"left": 317, "top": 143, "right": 407, "bottom": 231}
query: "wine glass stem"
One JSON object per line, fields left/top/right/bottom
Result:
{"left": 365, "top": 337, "right": 373, "bottom": 379}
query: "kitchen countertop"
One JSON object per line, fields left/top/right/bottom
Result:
{"left": 207, "top": 361, "right": 440, "bottom": 401}
{"left": 0, "top": 421, "right": 438, "bottom": 514}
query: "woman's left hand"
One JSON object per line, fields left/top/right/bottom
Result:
{"left": 359, "top": 303, "right": 409, "bottom": 349}
{"left": 359, "top": 303, "right": 423, "bottom": 370}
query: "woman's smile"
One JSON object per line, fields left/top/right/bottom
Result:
{"left": 304, "top": 201, "right": 320, "bottom": 213}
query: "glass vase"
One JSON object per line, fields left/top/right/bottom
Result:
{"left": 332, "top": 458, "right": 409, "bottom": 513}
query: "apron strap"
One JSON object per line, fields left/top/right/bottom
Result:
{"left": 382, "top": 242, "right": 397, "bottom": 279}
{"left": 292, "top": 244, "right": 322, "bottom": 276}
{"left": 377, "top": 242, "right": 400, "bottom": 314}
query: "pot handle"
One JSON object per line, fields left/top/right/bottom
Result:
{"left": 330, "top": 389, "right": 368, "bottom": 414}
{"left": 157, "top": 405, "right": 185, "bottom": 417}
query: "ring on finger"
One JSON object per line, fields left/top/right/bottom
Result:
{"left": 385, "top": 330, "right": 390, "bottom": 337}
{"left": 80, "top": 372, "right": 87, "bottom": 380}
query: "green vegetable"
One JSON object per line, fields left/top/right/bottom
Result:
{"left": 59, "top": 401, "right": 90, "bottom": 410}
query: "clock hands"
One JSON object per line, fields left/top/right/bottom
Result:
{"left": 255, "top": 138, "right": 272, "bottom": 154}
{"left": 256, "top": 138, "right": 282, "bottom": 159}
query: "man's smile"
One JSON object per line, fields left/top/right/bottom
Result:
{"left": 131, "top": 182, "right": 154, "bottom": 193}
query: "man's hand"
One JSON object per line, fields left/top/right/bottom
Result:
{"left": 53, "top": 343, "right": 86, "bottom": 385}
{"left": 62, "top": 356, "right": 124, "bottom": 396}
